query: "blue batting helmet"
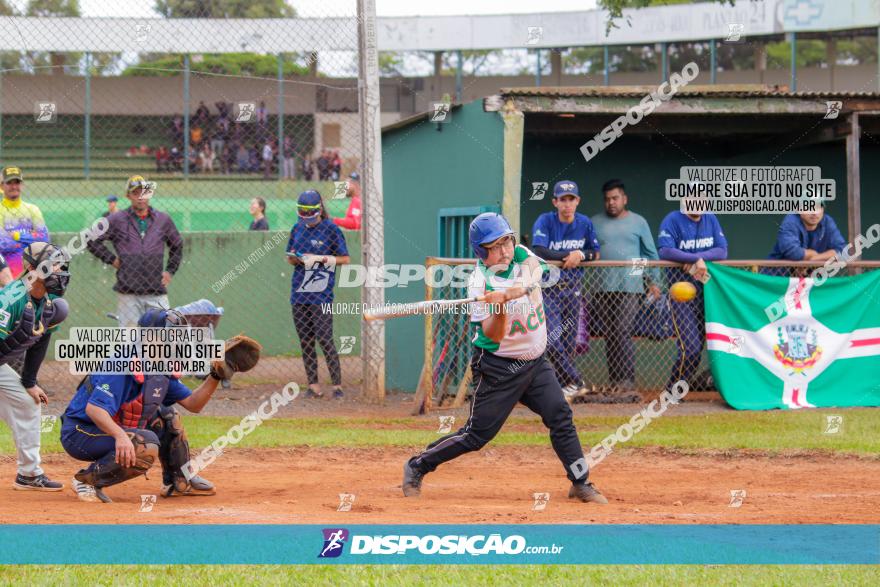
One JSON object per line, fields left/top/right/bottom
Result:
{"left": 468, "top": 213, "right": 514, "bottom": 260}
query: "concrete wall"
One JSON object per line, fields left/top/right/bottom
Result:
{"left": 48, "top": 230, "right": 363, "bottom": 360}
{"left": 381, "top": 100, "right": 504, "bottom": 392}
{"left": 2, "top": 63, "right": 875, "bottom": 118}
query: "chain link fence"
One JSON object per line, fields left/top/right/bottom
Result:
{"left": 417, "top": 258, "right": 880, "bottom": 410}
{"left": 0, "top": 4, "right": 383, "bottom": 401}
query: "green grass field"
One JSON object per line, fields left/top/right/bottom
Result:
{"left": 2, "top": 408, "right": 877, "bottom": 584}
{"left": 26, "top": 179, "right": 348, "bottom": 232}
{"left": 4, "top": 409, "right": 878, "bottom": 456}
{"left": 2, "top": 564, "right": 878, "bottom": 586}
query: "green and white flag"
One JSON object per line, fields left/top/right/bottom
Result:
{"left": 704, "top": 263, "right": 880, "bottom": 410}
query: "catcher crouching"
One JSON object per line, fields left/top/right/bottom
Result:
{"left": 60, "top": 309, "right": 261, "bottom": 503}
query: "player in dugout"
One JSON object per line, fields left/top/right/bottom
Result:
{"left": 657, "top": 209, "right": 728, "bottom": 394}
{"left": 530, "top": 180, "right": 600, "bottom": 404}
{"left": 766, "top": 201, "right": 846, "bottom": 276}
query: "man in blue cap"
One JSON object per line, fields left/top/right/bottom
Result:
{"left": 102, "top": 195, "right": 118, "bottom": 218}
{"left": 530, "top": 180, "right": 600, "bottom": 403}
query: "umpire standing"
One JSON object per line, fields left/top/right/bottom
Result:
{"left": 286, "top": 190, "right": 350, "bottom": 399}
{"left": 87, "top": 176, "right": 183, "bottom": 327}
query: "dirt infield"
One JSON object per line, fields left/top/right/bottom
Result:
{"left": 2, "top": 447, "right": 878, "bottom": 525}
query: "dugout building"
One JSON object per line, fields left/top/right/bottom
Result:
{"left": 381, "top": 86, "right": 880, "bottom": 393}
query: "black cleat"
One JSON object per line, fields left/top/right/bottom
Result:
{"left": 568, "top": 482, "right": 608, "bottom": 504}
{"left": 94, "top": 487, "right": 113, "bottom": 503}
{"left": 402, "top": 459, "right": 425, "bottom": 497}
{"left": 162, "top": 475, "right": 216, "bottom": 497}
{"left": 13, "top": 473, "right": 63, "bottom": 492}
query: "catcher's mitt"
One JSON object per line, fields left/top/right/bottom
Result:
{"left": 210, "top": 334, "right": 262, "bottom": 380}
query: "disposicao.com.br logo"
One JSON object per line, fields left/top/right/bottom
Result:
{"left": 318, "top": 529, "right": 563, "bottom": 557}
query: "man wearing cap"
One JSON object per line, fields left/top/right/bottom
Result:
{"left": 332, "top": 172, "right": 362, "bottom": 231}
{"left": 530, "top": 180, "right": 600, "bottom": 403}
{"left": 0, "top": 241, "right": 70, "bottom": 491}
{"left": 102, "top": 195, "right": 119, "bottom": 218}
{"left": 0, "top": 167, "right": 50, "bottom": 278}
{"left": 86, "top": 176, "right": 183, "bottom": 327}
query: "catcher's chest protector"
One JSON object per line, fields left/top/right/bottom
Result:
{"left": 117, "top": 375, "right": 171, "bottom": 428}
{"left": 0, "top": 300, "right": 57, "bottom": 363}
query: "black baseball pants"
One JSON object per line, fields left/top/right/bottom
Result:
{"left": 411, "top": 348, "right": 589, "bottom": 484}
{"left": 291, "top": 303, "right": 341, "bottom": 386}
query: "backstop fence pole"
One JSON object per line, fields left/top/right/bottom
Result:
{"left": 358, "top": 0, "right": 386, "bottom": 402}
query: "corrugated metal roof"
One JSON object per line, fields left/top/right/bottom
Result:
{"left": 498, "top": 85, "right": 880, "bottom": 99}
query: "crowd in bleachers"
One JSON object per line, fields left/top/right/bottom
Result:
{"left": 151, "top": 101, "right": 344, "bottom": 179}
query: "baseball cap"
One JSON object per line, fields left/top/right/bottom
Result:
{"left": 553, "top": 180, "right": 579, "bottom": 199}
{"left": 2, "top": 166, "right": 23, "bottom": 183}
{"left": 297, "top": 190, "right": 323, "bottom": 225}
{"left": 126, "top": 175, "right": 147, "bottom": 193}
{"left": 106, "top": 195, "right": 118, "bottom": 202}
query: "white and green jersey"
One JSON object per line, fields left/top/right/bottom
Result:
{"left": 469, "top": 245, "right": 547, "bottom": 359}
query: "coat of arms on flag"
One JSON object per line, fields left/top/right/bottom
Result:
{"left": 703, "top": 263, "right": 880, "bottom": 410}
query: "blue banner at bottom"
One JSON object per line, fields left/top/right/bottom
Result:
{"left": 0, "top": 525, "right": 876, "bottom": 564}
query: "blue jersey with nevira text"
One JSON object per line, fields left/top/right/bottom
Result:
{"left": 63, "top": 374, "right": 191, "bottom": 424}
{"left": 531, "top": 212, "right": 600, "bottom": 285}
{"left": 657, "top": 212, "right": 727, "bottom": 254}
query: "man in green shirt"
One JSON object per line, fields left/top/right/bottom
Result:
{"left": 0, "top": 242, "right": 70, "bottom": 491}
{"left": 591, "top": 179, "right": 661, "bottom": 401}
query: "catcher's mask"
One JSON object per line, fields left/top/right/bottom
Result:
{"left": 22, "top": 242, "right": 71, "bottom": 296}
{"left": 137, "top": 308, "right": 188, "bottom": 329}
{"left": 137, "top": 309, "right": 189, "bottom": 380}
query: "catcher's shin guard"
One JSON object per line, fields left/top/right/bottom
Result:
{"left": 74, "top": 431, "right": 158, "bottom": 488}
{"left": 149, "top": 406, "right": 193, "bottom": 494}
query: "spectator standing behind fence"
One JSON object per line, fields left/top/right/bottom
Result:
{"left": 590, "top": 179, "right": 661, "bottom": 403}
{"left": 190, "top": 126, "right": 203, "bottom": 149}
{"left": 333, "top": 172, "right": 362, "bottom": 230}
{"left": 286, "top": 190, "right": 350, "bottom": 400}
{"left": 331, "top": 150, "right": 342, "bottom": 181}
{"left": 302, "top": 155, "right": 314, "bottom": 180}
{"left": 531, "top": 180, "right": 600, "bottom": 404}
{"left": 249, "top": 198, "right": 269, "bottom": 231}
{"left": 236, "top": 144, "right": 249, "bottom": 173}
{"left": 282, "top": 136, "right": 296, "bottom": 179}
{"left": 262, "top": 140, "right": 274, "bottom": 179}
{"left": 0, "top": 167, "right": 49, "bottom": 278}
{"left": 87, "top": 176, "right": 183, "bottom": 327}
{"left": 102, "top": 195, "right": 119, "bottom": 218}
{"left": 317, "top": 150, "right": 330, "bottom": 181}
{"left": 199, "top": 143, "right": 215, "bottom": 174}
{"left": 768, "top": 204, "right": 845, "bottom": 265}
{"left": 657, "top": 210, "right": 727, "bottom": 393}
{"left": 210, "top": 119, "right": 227, "bottom": 164}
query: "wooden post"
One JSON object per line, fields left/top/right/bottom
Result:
{"left": 846, "top": 112, "right": 861, "bottom": 246}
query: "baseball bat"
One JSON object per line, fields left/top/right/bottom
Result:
{"left": 363, "top": 295, "right": 482, "bottom": 321}
{"left": 362, "top": 284, "right": 539, "bottom": 321}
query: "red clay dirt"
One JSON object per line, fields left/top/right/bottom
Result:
{"left": 2, "top": 447, "right": 878, "bottom": 525}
